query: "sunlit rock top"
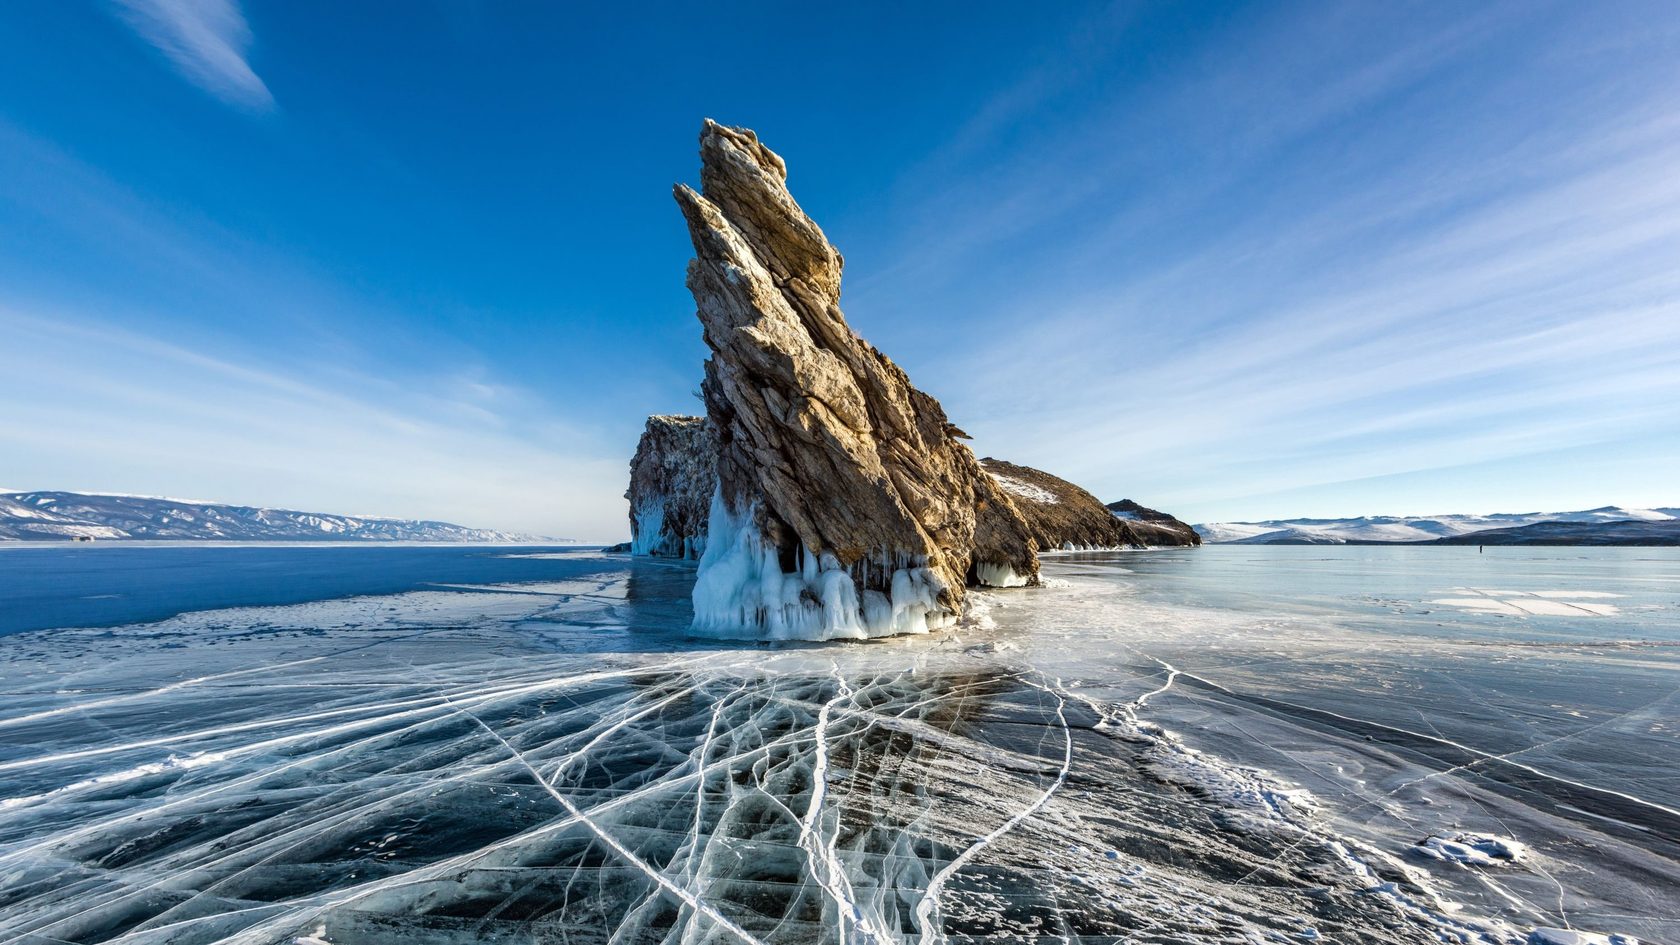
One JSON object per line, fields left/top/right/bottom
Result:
{"left": 673, "top": 120, "right": 1040, "bottom": 639}
{"left": 980, "top": 458, "right": 1201, "bottom": 550}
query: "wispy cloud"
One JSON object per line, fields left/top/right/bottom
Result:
{"left": 0, "top": 308, "right": 628, "bottom": 540}
{"left": 112, "top": 0, "right": 273, "bottom": 110}
{"left": 839, "top": 3, "right": 1680, "bottom": 521}
{"left": 0, "top": 117, "right": 639, "bottom": 540}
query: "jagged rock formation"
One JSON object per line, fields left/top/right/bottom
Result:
{"left": 981, "top": 459, "right": 1201, "bottom": 550}
{"left": 674, "top": 120, "right": 1040, "bottom": 640}
{"left": 1106, "top": 499, "right": 1202, "bottom": 547}
{"left": 625, "top": 415, "right": 717, "bottom": 559}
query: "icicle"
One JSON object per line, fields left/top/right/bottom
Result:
{"left": 689, "top": 488, "right": 960, "bottom": 641}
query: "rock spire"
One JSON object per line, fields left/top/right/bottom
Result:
{"left": 673, "top": 120, "right": 1039, "bottom": 639}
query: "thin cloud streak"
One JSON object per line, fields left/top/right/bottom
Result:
{"left": 847, "top": 4, "right": 1680, "bottom": 522}
{"left": 112, "top": 0, "right": 273, "bottom": 110}
{"left": 0, "top": 309, "right": 627, "bottom": 540}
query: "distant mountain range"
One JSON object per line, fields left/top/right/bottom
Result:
{"left": 0, "top": 492, "right": 551, "bottom": 543}
{"left": 1194, "top": 506, "right": 1680, "bottom": 546}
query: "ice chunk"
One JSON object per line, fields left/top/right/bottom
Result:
{"left": 1415, "top": 832, "right": 1528, "bottom": 866}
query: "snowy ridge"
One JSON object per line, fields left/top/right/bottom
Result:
{"left": 1195, "top": 506, "right": 1679, "bottom": 544}
{"left": 0, "top": 491, "right": 548, "bottom": 542}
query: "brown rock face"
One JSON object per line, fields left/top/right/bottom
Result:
{"left": 1106, "top": 499, "right": 1202, "bottom": 546}
{"left": 674, "top": 120, "right": 1039, "bottom": 639}
{"left": 625, "top": 415, "right": 716, "bottom": 559}
{"left": 981, "top": 459, "right": 1201, "bottom": 549}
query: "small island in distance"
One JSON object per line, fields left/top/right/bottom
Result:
{"left": 0, "top": 491, "right": 555, "bottom": 543}
{"left": 1194, "top": 507, "right": 1680, "bottom": 546}
{"left": 9, "top": 489, "right": 1675, "bottom": 547}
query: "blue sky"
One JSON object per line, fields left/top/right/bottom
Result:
{"left": 2, "top": 1, "right": 1677, "bottom": 539}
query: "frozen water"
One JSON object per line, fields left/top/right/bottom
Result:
{"left": 0, "top": 544, "right": 1675, "bottom": 944}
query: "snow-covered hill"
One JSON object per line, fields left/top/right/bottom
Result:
{"left": 0, "top": 492, "right": 550, "bottom": 542}
{"left": 1194, "top": 506, "right": 1680, "bottom": 545}
{"left": 1432, "top": 518, "right": 1680, "bottom": 546}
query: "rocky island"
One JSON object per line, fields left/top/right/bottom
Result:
{"left": 624, "top": 415, "right": 714, "bottom": 558}
{"left": 627, "top": 121, "right": 1196, "bottom": 640}
{"left": 980, "top": 458, "right": 1199, "bottom": 550}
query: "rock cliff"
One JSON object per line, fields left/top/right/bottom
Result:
{"left": 625, "top": 415, "right": 716, "bottom": 559}
{"left": 1107, "top": 499, "right": 1202, "bottom": 547}
{"left": 674, "top": 120, "right": 1039, "bottom": 639}
{"left": 981, "top": 459, "right": 1200, "bottom": 550}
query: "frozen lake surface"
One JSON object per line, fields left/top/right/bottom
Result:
{"left": 0, "top": 544, "right": 1675, "bottom": 944}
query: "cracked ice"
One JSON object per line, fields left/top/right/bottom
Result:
{"left": 0, "top": 547, "right": 1675, "bottom": 944}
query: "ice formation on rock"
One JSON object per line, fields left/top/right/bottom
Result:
{"left": 690, "top": 491, "right": 955, "bottom": 640}
{"left": 625, "top": 415, "right": 716, "bottom": 559}
{"left": 673, "top": 120, "right": 1040, "bottom": 638}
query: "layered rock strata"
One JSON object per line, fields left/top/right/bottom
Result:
{"left": 625, "top": 415, "right": 716, "bottom": 559}
{"left": 673, "top": 120, "right": 1039, "bottom": 640}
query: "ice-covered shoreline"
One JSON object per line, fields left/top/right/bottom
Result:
{"left": 1, "top": 547, "right": 1673, "bottom": 944}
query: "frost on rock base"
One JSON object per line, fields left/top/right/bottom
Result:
{"left": 974, "top": 560, "right": 1033, "bottom": 588}
{"left": 690, "top": 490, "right": 957, "bottom": 641}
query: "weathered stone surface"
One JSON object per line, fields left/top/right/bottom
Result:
{"left": 675, "top": 120, "right": 1039, "bottom": 638}
{"left": 1106, "top": 499, "right": 1202, "bottom": 547}
{"left": 981, "top": 458, "right": 1201, "bottom": 549}
{"left": 625, "top": 415, "right": 716, "bottom": 559}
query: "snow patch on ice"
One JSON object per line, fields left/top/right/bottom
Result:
{"left": 1070, "top": 670, "right": 1314, "bottom": 835}
{"left": 1430, "top": 590, "right": 1621, "bottom": 617}
{"left": 1143, "top": 727, "right": 1317, "bottom": 831}
{"left": 1529, "top": 928, "right": 1640, "bottom": 945}
{"left": 1, "top": 750, "right": 228, "bottom": 810}
{"left": 1325, "top": 839, "right": 1528, "bottom": 943}
{"left": 1414, "top": 832, "right": 1529, "bottom": 866}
